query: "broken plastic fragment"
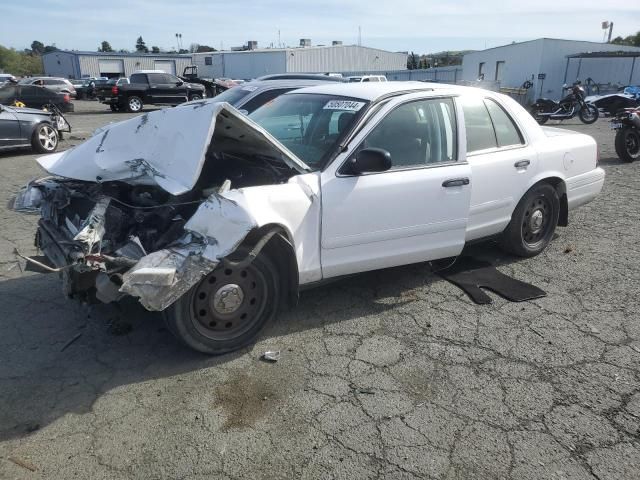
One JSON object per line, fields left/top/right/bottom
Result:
{"left": 260, "top": 351, "right": 281, "bottom": 362}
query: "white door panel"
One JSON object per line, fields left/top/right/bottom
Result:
{"left": 465, "top": 146, "right": 538, "bottom": 241}
{"left": 321, "top": 163, "right": 471, "bottom": 278}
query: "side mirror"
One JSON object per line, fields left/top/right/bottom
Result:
{"left": 176, "top": 81, "right": 184, "bottom": 86}
{"left": 345, "top": 148, "right": 392, "bottom": 175}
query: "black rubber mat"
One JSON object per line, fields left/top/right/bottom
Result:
{"left": 437, "top": 257, "right": 546, "bottom": 304}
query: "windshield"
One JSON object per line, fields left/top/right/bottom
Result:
{"left": 213, "top": 86, "right": 255, "bottom": 106}
{"left": 250, "top": 93, "right": 369, "bottom": 170}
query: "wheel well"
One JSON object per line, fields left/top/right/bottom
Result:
{"left": 238, "top": 224, "right": 299, "bottom": 308}
{"left": 535, "top": 177, "right": 568, "bottom": 226}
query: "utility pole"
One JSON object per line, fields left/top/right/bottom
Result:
{"left": 358, "top": 26, "right": 361, "bottom": 46}
{"left": 608, "top": 22, "right": 614, "bottom": 43}
{"left": 278, "top": 30, "right": 281, "bottom": 48}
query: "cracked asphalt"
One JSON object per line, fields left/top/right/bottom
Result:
{"left": 0, "top": 100, "right": 638, "bottom": 479}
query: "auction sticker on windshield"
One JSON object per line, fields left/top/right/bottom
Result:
{"left": 323, "top": 100, "right": 365, "bottom": 111}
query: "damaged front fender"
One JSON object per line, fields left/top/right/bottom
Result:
{"left": 120, "top": 193, "right": 257, "bottom": 311}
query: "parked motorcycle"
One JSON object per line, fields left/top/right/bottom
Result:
{"left": 612, "top": 107, "right": 640, "bottom": 162}
{"left": 529, "top": 81, "right": 599, "bottom": 125}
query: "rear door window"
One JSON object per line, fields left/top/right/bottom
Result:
{"left": 460, "top": 96, "right": 497, "bottom": 153}
{"left": 129, "top": 74, "right": 148, "bottom": 84}
{"left": 484, "top": 98, "right": 524, "bottom": 147}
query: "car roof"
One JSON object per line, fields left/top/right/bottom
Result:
{"left": 256, "top": 73, "right": 346, "bottom": 82}
{"left": 281, "top": 81, "right": 468, "bottom": 101}
{"left": 238, "top": 78, "right": 349, "bottom": 91}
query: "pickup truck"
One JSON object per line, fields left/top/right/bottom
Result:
{"left": 101, "top": 72, "right": 205, "bottom": 112}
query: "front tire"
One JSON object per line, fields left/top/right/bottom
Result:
{"left": 501, "top": 183, "right": 560, "bottom": 257}
{"left": 529, "top": 105, "right": 549, "bottom": 125}
{"left": 579, "top": 104, "right": 598, "bottom": 124}
{"left": 614, "top": 127, "right": 640, "bottom": 162}
{"left": 163, "top": 250, "right": 280, "bottom": 355}
{"left": 189, "top": 94, "right": 203, "bottom": 101}
{"left": 126, "top": 96, "right": 143, "bottom": 113}
{"left": 31, "top": 123, "right": 59, "bottom": 153}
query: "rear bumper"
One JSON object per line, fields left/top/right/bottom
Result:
{"left": 566, "top": 167, "right": 605, "bottom": 211}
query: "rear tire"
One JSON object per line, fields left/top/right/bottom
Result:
{"left": 529, "top": 106, "right": 549, "bottom": 125}
{"left": 579, "top": 105, "right": 599, "bottom": 124}
{"left": 126, "top": 96, "right": 143, "bottom": 113}
{"left": 614, "top": 127, "right": 640, "bottom": 162}
{"left": 163, "top": 250, "right": 280, "bottom": 355}
{"left": 189, "top": 94, "right": 203, "bottom": 101}
{"left": 31, "top": 123, "right": 59, "bottom": 153}
{"left": 500, "top": 183, "right": 559, "bottom": 257}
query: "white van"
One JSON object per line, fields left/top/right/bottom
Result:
{"left": 347, "top": 75, "right": 387, "bottom": 83}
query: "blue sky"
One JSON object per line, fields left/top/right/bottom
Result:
{"left": 1, "top": 0, "right": 639, "bottom": 53}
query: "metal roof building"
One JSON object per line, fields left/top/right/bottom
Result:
{"left": 192, "top": 44, "right": 407, "bottom": 79}
{"left": 462, "top": 38, "right": 640, "bottom": 103}
{"left": 42, "top": 51, "right": 194, "bottom": 79}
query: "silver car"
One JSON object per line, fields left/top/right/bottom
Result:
{"left": 19, "top": 77, "right": 77, "bottom": 98}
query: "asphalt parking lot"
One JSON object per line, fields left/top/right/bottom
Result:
{"left": 0, "top": 99, "right": 638, "bottom": 479}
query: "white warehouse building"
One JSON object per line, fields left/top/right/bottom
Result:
{"left": 192, "top": 44, "right": 407, "bottom": 79}
{"left": 462, "top": 38, "right": 640, "bottom": 103}
{"left": 42, "top": 50, "right": 194, "bottom": 79}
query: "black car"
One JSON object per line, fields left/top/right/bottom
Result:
{"left": 0, "top": 84, "right": 74, "bottom": 112}
{"left": 103, "top": 72, "right": 205, "bottom": 112}
{"left": 0, "top": 104, "right": 61, "bottom": 153}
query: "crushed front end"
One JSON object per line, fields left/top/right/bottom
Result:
{"left": 11, "top": 177, "right": 255, "bottom": 311}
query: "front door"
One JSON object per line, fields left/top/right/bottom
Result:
{"left": 0, "top": 107, "right": 21, "bottom": 147}
{"left": 320, "top": 96, "right": 472, "bottom": 278}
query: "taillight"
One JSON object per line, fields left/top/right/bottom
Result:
{"left": 63, "top": 93, "right": 70, "bottom": 103}
{"left": 111, "top": 86, "right": 118, "bottom": 95}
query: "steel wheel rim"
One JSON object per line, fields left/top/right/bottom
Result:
{"left": 191, "top": 263, "right": 268, "bottom": 341}
{"left": 38, "top": 125, "right": 57, "bottom": 150}
{"left": 522, "top": 196, "right": 552, "bottom": 248}
{"left": 129, "top": 98, "right": 142, "bottom": 111}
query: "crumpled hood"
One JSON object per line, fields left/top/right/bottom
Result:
{"left": 37, "top": 100, "right": 310, "bottom": 195}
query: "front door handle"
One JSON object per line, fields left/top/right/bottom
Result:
{"left": 442, "top": 178, "right": 470, "bottom": 188}
{"left": 514, "top": 160, "right": 530, "bottom": 168}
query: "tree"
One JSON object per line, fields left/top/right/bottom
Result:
{"left": 189, "top": 43, "right": 199, "bottom": 53}
{"left": 151, "top": 46, "right": 160, "bottom": 53}
{"left": 0, "top": 45, "right": 44, "bottom": 75}
{"left": 98, "top": 41, "right": 113, "bottom": 52}
{"left": 178, "top": 48, "right": 189, "bottom": 54}
{"left": 196, "top": 45, "right": 216, "bottom": 53}
{"left": 135, "top": 36, "right": 148, "bottom": 53}
{"left": 43, "top": 44, "right": 58, "bottom": 54}
{"left": 610, "top": 31, "right": 640, "bottom": 47}
{"left": 30, "top": 40, "right": 45, "bottom": 55}
{"left": 407, "top": 51, "right": 419, "bottom": 70}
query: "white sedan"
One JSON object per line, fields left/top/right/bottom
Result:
{"left": 11, "top": 82, "right": 605, "bottom": 354}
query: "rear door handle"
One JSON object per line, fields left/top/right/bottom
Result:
{"left": 442, "top": 178, "right": 470, "bottom": 188}
{"left": 514, "top": 160, "right": 530, "bottom": 168}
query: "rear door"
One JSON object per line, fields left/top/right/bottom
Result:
{"left": 460, "top": 94, "right": 538, "bottom": 241}
{"left": 320, "top": 95, "right": 472, "bottom": 278}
